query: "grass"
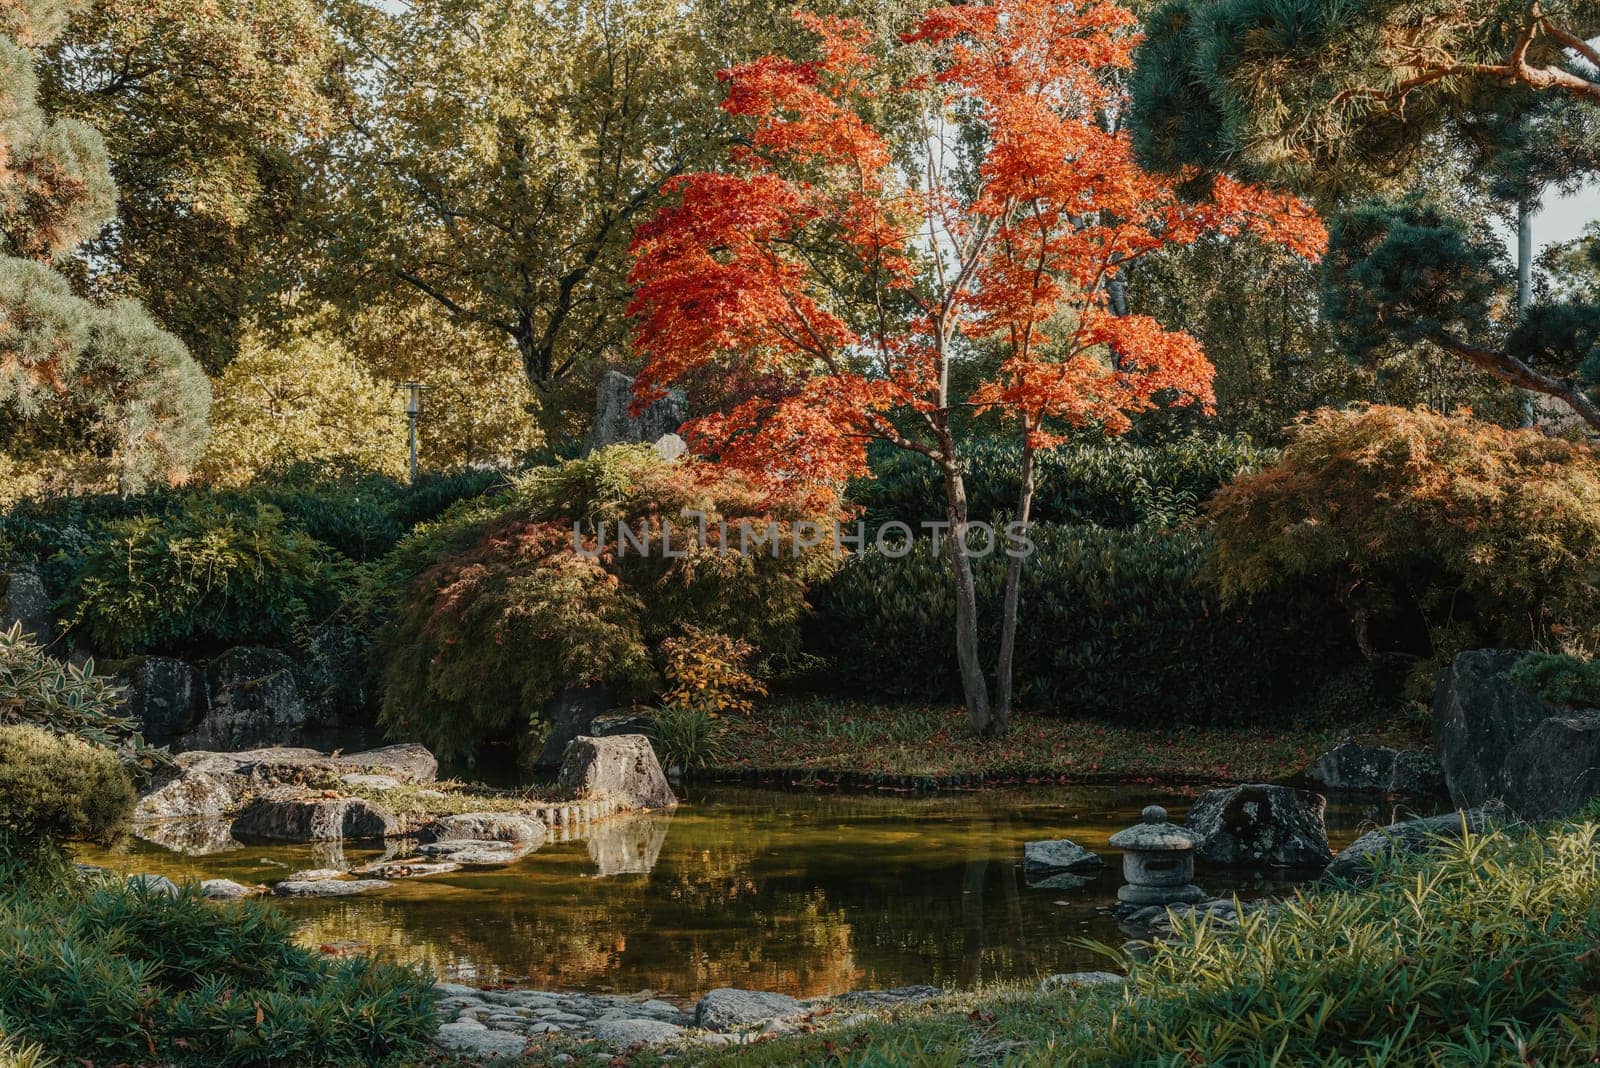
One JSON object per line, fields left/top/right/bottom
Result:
{"left": 706, "top": 697, "right": 1430, "bottom": 784}
{"left": 337, "top": 779, "right": 563, "bottom": 819}
{"left": 510, "top": 811, "right": 1600, "bottom": 1066}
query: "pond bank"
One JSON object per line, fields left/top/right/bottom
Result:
{"left": 704, "top": 699, "right": 1431, "bottom": 786}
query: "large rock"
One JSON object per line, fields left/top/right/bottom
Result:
{"left": 428, "top": 812, "right": 547, "bottom": 845}
{"left": 123, "top": 657, "right": 206, "bottom": 740}
{"left": 434, "top": 1020, "right": 529, "bottom": 1060}
{"left": 134, "top": 769, "right": 234, "bottom": 823}
{"left": 271, "top": 878, "right": 391, "bottom": 897}
{"left": 1434, "top": 649, "right": 1600, "bottom": 819}
{"left": 336, "top": 743, "right": 438, "bottom": 784}
{"left": 232, "top": 796, "right": 399, "bottom": 842}
{"left": 1184, "top": 784, "right": 1332, "bottom": 867}
{"left": 589, "top": 1018, "right": 685, "bottom": 1047}
{"left": 1433, "top": 650, "right": 1552, "bottom": 809}
{"left": 582, "top": 370, "right": 686, "bottom": 455}
{"left": 1326, "top": 805, "right": 1512, "bottom": 883}
{"left": 1303, "top": 742, "right": 1443, "bottom": 796}
{"left": 558, "top": 734, "right": 677, "bottom": 810}
{"left": 189, "top": 647, "right": 311, "bottom": 750}
{"left": 1023, "top": 840, "right": 1103, "bottom": 879}
{"left": 0, "top": 571, "right": 52, "bottom": 644}
{"left": 533, "top": 686, "right": 615, "bottom": 768}
{"left": 695, "top": 989, "right": 804, "bottom": 1031}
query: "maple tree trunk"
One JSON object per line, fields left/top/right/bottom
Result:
{"left": 992, "top": 440, "right": 1035, "bottom": 733}
{"left": 940, "top": 448, "right": 994, "bottom": 735}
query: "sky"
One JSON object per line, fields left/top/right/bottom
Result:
{"left": 1535, "top": 182, "right": 1600, "bottom": 251}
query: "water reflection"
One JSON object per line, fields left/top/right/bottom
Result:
{"left": 84, "top": 785, "right": 1437, "bottom": 999}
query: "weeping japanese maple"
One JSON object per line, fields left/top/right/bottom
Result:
{"left": 628, "top": 0, "right": 1326, "bottom": 734}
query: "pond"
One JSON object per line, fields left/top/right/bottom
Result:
{"left": 78, "top": 785, "right": 1432, "bottom": 999}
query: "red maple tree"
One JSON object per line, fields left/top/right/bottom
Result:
{"left": 628, "top": 0, "right": 1326, "bottom": 734}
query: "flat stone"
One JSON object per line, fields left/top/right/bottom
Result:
{"left": 434, "top": 1020, "right": 529, "bottom": 1059}
{"left": 416, "top": 839, "right": 533, "bottom": 866}
{"left": 435, "top": 983, "right": 480, "bottom": 997}
{"left": 588, "top": 1017, "right": 685, "bottom": 1047}
{"left": 126, "top": 874, "right": 179, "bottom": 896}
{"left": 1041, "top": 972, "right": 1126, "bottom": 992}
{"left": 285, "top": 868, "right": 345, "bottom": 882}
{"left": 428, "top": 812, "right": 547, "bottom": 845}
{"left": 828, "top": 986, "right": 941, "bottom": 1009}
{"left": 695, "top": 988, "right": 804, "bottom": 1031}
{"left": 1326, "top": 805, "right": 1513, "bottom": 883}
{"left": 339, "top": 773, "right": 401, "bottom": 791}
{"left": 335, "top": 743, "right": 438, "bottom": 784}
{"left": 271, "top": 878, "right": 390, "bottom": 897}
{"left": 200, "top": 879, "right": 258, "bottom": 899}
{"left": 1023, "top": 839, "right": 1103, "bottom": 878}
{"left": 362, "top": 859, "right": 462, "bottom": 879}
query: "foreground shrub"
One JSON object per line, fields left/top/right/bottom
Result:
{"left": 60, "top": 502, "right": 353, "bottom": 657}
{"left": 813, "top": 523, "right": 1357, "bottom": 724}
{"left": 0, "top": 624, "right": 151, "bottom": 758}
{"left": 1509, "top": 651, "right": 1600, "bottom": 709}
{"left": 850, "top": 434, "right": 1271, "bottom": 530}
{"left": 1209, "top": 405, "right": 1600, "bottom": 677}
{"left": 1092, "top": 819, "right": 1600, "bottom": 1063}
{"left": 0, "top": 725, "right": 133, "bottom": 847}
{"left": 380, "top": 446, "right": 833, "bottom": 762}
{"left": 0, "top": 880, "right": 437, "bottom": 1067}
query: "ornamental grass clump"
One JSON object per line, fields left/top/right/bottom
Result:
{"left": 1093, "top": 819, "right": 1600, "bottom": 1063}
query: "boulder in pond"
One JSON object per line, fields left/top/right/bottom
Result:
{"left": 134, "top": 769, "right": 235, "bottom": 823}
{"left": 122, "top": 657, "right": 206, "bottom": 740}
{"left": 428, "top": 812, "right": 547, "bottom": 845}
{"left": 127, "top": 874, "right": 179, "bottom": 896}
{"left": 558, "top": 734, "right": 676, "bottom": 810}
{"left": 695, "top": 988, "right": 804, "bottom": 1031}
{"left": 1184, "top": 784, "right": 1332, "bottom": 867}
{"left": 1303, "top": 742, "right": 1443, "bottom": 796}
{"left": 1023, "top": 839, "right": 1103, "bottom": 881}
{"left": 1326, "top": 804, "right": 1513, "bottom": 883}
{"left": 272, "top": 878, "right": 391, "bottom": 897}
{"left": 0, "top": 571, "right": 53, "bottom": 644}
{"left": 190, "top": 647, "right": 310, "bottom": 750}
{"left": 232, "top": 796, "right": 399, "bottom": 842}
{"left": 201, "top": 879, "right": 260, "bottom": 899}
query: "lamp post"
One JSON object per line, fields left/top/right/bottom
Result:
{"left": 398, "top": 381, "right": 428, "bottom": 485}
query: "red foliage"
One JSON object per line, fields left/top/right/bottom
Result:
{"left": 628, "top": 0, "right": 1325, "bottom": 480}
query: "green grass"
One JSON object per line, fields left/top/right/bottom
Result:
{"left": 336, "top": 778, "right": 562, "bottom": 819}
{"left": 707, "top": 697, "right": 1429, "bottom": 783}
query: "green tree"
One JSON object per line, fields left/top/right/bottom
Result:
{"left": 1130, "top": 0, "right": 1600, "bottom": 429}
{"left": 39, "top": 0, "right": 335, "bottom": 373}
{"left": 1, "top": 0, "right": 208, "bottom": 493}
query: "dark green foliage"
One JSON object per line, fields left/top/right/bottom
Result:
{"left": 1322, "top": 199, "right": 1507, "bottom": 362}
{"left": 812, "top": 523, "right": 1360, "bottom": 724}
{"left": 0, "top": 879, "right": 438, "bottom": 1067}
{"left": 0, "top": 725, "right": 133, "bottom": 846}
{"left": 61, "top": 502, "right": 352, "bottom": 658}
{"left": 849, "top": 435, "right": 1271, "bottom": 530}
{"left": 0, "top": 624, "right": 160, "bottom": 764}
{"left": 1509, "top": 652, "right": 1600, "bottom": 710}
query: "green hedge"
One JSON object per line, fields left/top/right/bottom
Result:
{"left": 811, "top": 523, "right": 1365, "bottom": 725}
{"left": 848, "top": 435, "right": 1273, "bottom": 530}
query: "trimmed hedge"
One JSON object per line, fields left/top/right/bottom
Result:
{"left": 811, "top": 523, "right": 1366, "bottom": 725}
{"left": 0, "top": 725, "right": 133, "bottom": 846}
{"left": 849, "top": 435, "right": 1272, "bottom": 530}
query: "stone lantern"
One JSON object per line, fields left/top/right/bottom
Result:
{"left": 1108, "top": 804, "right": 1205, "bottom": 906}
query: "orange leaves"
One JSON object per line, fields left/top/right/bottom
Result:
{"left": 629, "top": 0, "right": 1324, "bottom": 480}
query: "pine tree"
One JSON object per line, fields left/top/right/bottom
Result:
{"left": 1, "top": 0, "right": 208, "bottom": 492}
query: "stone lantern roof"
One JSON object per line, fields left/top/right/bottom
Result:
{"left": 1109, "top": 805, "right": 1200, "bottom": 851}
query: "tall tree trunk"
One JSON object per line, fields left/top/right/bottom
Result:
{"left": 938, "top": 425, "right": 993, "bottom": 734}
{"left": 992, "top": 438, "right": 1035, "bottom": 733}
{"left": 1517, "top": 196, "right": 1537, "bottom": 428}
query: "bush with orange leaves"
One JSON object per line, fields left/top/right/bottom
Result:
{"left": 1208, "top": 405, "right": 1600, "bottom": 686}
{"left": 378, "top": 446, "right": 833, "bottom": 764}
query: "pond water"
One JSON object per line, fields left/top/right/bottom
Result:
{"left": 78, "top": 785, "right": 1433, "bottom": 999}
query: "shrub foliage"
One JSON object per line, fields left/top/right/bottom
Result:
{"left": 380, "top": 446, "right": 833, "bottom": 761}
{"left": 0, "top": 725, "right": 133, "bottom": 847}
{"left": 1208, "top": 405, "right": 1600, "bottom": 673}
